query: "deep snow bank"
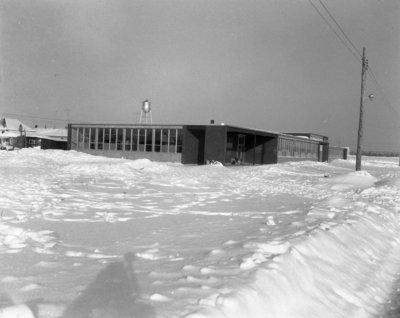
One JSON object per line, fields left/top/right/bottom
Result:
{"left": 1, "top": 149, "right": 399, "bottom": 318}
{"left": 187, "top": 172, "right": 400, "bottom": 318}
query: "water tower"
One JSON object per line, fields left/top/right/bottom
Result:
{"left": 139, "top": 99, "right": 152, "bottom": 124}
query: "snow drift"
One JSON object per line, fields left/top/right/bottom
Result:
{"left": 0, "top": 149, "right": 399, "bottom": 318}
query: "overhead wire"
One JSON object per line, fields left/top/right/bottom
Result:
{"left": 307, "top": 0, "right": 399, "bottom": 151}
{"left": 1, "top": 112, "right": 68, "bottom": 122}
{"left": 366, "top": 67, "right": 400, "bottom": 119}
{"left": 316, "top": 0, "right": 362, "bottom": 58}
{"left": 311, "top": 0, "right": 398, "bottom": 122}
{"left": 0, "top": 111, "right": 85, "bottom": 124}
{"left": 308, "top": 0, "right": 398, "bottom": 117}
{"left": 306, "top": 0, "right": 362, "bottom": 64}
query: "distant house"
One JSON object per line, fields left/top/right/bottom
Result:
{"left": 0, "top": 118, "right": 37, "bottom": 150}
{"left": 0, "top": 118, "right": 68, "bottom": 150}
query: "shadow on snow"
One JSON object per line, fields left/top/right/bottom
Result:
{"left": 62, "top": 252, "right": 156, "bottom": 318}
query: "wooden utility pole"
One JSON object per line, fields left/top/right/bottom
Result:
{"left": 355, "top": 47, "right": 368, "bottom": 171}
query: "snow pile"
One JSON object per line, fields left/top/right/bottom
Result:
{"left": 186, "top": 169, "right": 400, "bottom": 318}
{"left": 0, "top": 149, "right": 399, "bottom": 318}
{"left": 189, "top": 202, "right": 400, "bottom": 317}
{"left": 322, "top": 170, "right": 378, "bottom": 191}
{"left": 0, "top": 223, "right": 58, "bottom": 254}
{"left": 0, "top": 304, "right": 35, "bottom": 318}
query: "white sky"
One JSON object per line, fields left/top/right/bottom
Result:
{"left": 1, "top": 0, "right": 399, "bottom": 152}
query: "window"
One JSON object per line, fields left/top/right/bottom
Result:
{"left": 278, "top": 137, "right": 320, "bottom": 159}
{"left": 90, "top": 128, "right": 96, "bottom": 149}
{"left": 132, "top": 129, "right": 138, "bottom": 151}
{"left": 145, "top": 128, "right": 153, "bottom": 152}
{"left": 110, "top": 128, "right": 117, "bottom": 150}
{"left": 161, "top": 130, "right": 169, "bottom": 152}
{"left": 125, "top": 129, "right": 132, "bottom": 151}
{"left": 71, "top": 126, "right": 184, "bottom": 155}
{"left": 154, "top": 129, "right": 161, "bottom": 152}
{"left": 71, "top": 128, "right": 78, "bottom": 149}
{"left": 84, "top": 128, "right": 90, "bottom": 149}
{"left": 116, "top": 129, "right": 123, "bottom": 150}
{"left": 104, "top": 128, "right": 110, "bottom": 150}
{"left": 169, "top": 129, "right": 176, "bottom": 153}
{"left": 177, "top": 129, "right": 183, "bottom": 153}
{"left": 138, "top": 129, "right": 146, "bottom": 151}
{"left": 227, "top": 135, "right": 234, "bottom": 150}
{"left": 98, "top": 128, "right": 104, "bottom": 150}
{"left": 78, "top": 128, "right": 84, "bottom": 149}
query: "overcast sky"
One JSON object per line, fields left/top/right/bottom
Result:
{"left": 1, "top": 0, "right": 399, "bottom": 151}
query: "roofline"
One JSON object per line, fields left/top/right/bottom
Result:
{"left": 283, "top": 132, "right": 328, "bottom": 138}
{"left": 67, "top": 123, "right": 329, "bottom": 142}
{"left": 68, "top": 123, "right": 184, "bottom": 128}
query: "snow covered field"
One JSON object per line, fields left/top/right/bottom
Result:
{"left": 0, "top": 149, "right": 399, "bottom": 318}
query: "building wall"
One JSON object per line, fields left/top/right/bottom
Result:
{"left": 253, "top": 135, "right": 278, "bottom": 165}
{"left": 278, "top": 156, "right": 315, "bottom": 163}
{"left": 0, "top": 137, "right": 12, "bottom": 149}
{"left": 68, "top": 124, "right": 183, "bottom": 163}
{"left": 320, "top": 143, "right": 329, "bottom": 162}
{"left": 243, "top": 134, "right": 272, "bottom": 165}
{"left": 182, "top": 127, "right": 206, "bottom": 164}
{"left": 0, "top": 136, "right": 40, "bottom": 149}
{"left": 204, "top": 126, "right": 227, "bottom": 163}
{"left": 41, "top": 139, "right": 67, "bottom": 150}
{"left": 79, "top": 149, "right": 181, "bottom": 162}
{"left": 329, "top": 146, "right": 348, "bottom": 161}
{"left": 67, "top": 124, "right": 345, "bottom": 165}
{"left": 264, "top": 137, "right": 278, "bottom": 164}
{"left": 277, "top": 135, "right": 321, "bottom": 162}
{"left": 244, "top": 134, "right": 256, "bottom": 164}
{"left": 224, "top": 128, "right": 278, "bottom": 165}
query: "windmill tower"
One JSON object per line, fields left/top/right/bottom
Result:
{"left": 139, "top": 99, "right": 152, "bottom": 124}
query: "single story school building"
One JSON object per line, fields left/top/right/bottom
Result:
{"left": 68, "top": 123, "right": 348, "bottom": 165}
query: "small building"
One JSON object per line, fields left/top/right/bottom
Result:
{"left": 68, "top": 123, "right": 341, "bottom": 165}
{"left": 36, "top": 128, "right": 68, "bottom": 150}
{"left": 328, "top": 146, "right": 348, "bottom": 161}
{"left": 39, "top": 137, "right": 68, "bottom": 150}
{"left": 0, "top": 118, "right": 38, "bottom": 150}
{"left": 0, "top": 118, "right": 68, "bottom": 150}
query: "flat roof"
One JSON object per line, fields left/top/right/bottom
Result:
{"left": 68, "top": 123, "right": 327, "bottom": 142}
{"left": 69, "top": 123, "right": 183, "bottom": 128}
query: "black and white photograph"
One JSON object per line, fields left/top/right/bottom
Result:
{"left": 0, "top": 1, "right": 399, "bottom": 317}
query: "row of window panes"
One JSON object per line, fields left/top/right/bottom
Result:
{"left": 72, "top": 127, "right": 183, "bottom": 153}
{"left": 278, "top": 138, "right": 318, "bottom": 158}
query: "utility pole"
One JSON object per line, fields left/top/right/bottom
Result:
{"left": 355, "top": 47, "right": 368, "bottom": 171}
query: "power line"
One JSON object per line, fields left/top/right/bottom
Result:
{"left": 307, "top": 0, "right": 362, "bottom": 64}
{"left": 0, "top": 111, "right": 88, "bottom": 124}
{"left": 317, "top": 0, "right": 362, "bottom": 58}
{"left": 308, "top": 0, "right": 399, "bottom": 124}
{"left": 362, "top": 143, "right": 400, "bottom": 150}
{"left": 366, "top": 66, "right": 400, "bottom": 120}
{"left": 1, "top": 112, "right": 68, "bottom": 122}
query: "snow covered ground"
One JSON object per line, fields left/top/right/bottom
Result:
{"left": 0, "top": 149, "right": 399, "bottom": 318}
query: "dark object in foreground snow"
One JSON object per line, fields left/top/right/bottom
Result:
{"left": 62, "top": 253, "right": 156, "bottom": 318}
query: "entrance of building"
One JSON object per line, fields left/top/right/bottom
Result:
{"left": 226, "top": 133, "right": 246, "bottom": 164}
